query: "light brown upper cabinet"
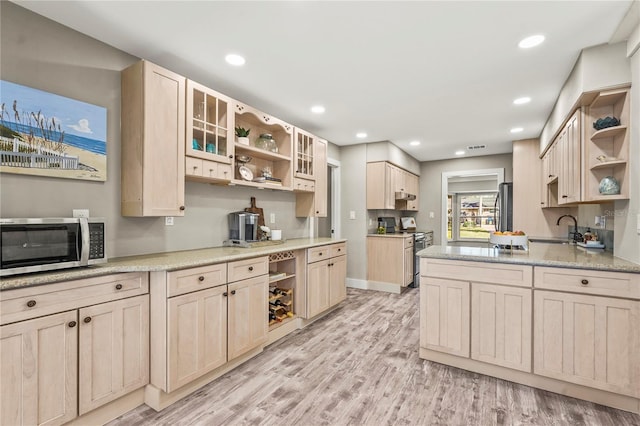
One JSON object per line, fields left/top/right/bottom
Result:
{"left": 185, "top": 80, "right": 234, "bottom": 184}
{"left": 558, "top": 109, "right": 582, "bottom": 205}
{"left": 233, "top": 102, "right": 293, "bottom": 190}
{"left": 295, "top": 137, "right": 328, "bottom": 217}
{"left": 121, "top": 60, "right": 186, "bottom": 217}
{"left": 366, "top": 162, "right": 419, "bottom": 211}
{"left": 540, "top": 85, "right": 630, "bottom": 208}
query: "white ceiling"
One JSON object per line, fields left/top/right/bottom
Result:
{"left": 13, "top": 1, "right": 634, "bottom": 161}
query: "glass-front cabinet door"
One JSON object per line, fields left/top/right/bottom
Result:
{"left": 294, "top": 128, "right": 315, "bottom": 180}
{"left": 186, "top": 80, "right": 234, "bottom": 165}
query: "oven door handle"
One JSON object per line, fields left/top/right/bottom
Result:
{"left": 79, "top": 218, "right": 90, "bottom": 265}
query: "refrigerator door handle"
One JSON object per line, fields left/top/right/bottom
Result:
{"left": 494, "top": 195, "right": 499, "bottom": 232}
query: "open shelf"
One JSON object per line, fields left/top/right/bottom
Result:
{"left": 591, "top": 125, "right": 627, "bottom": 141}
{"left": 590, "top": 160, "right": 627, "bottom": 170}
{"left": 269, "top": 274, "right": 295, "bottom": 284}
{"left": 589, "top": 89, "right": 628, "bottom": 109}
{"left": 235, "top": 144, "right": 291, "bottom": 162}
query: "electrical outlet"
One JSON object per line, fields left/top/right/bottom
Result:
{"left": 429, "top": 211, "right": 435, "bottom": 219}
{"left": 349, "top": 211, "right": 356, "bottom": 220}
{"left": 165, "top": 216, "right": 174, "bottom": 226}
{"left": 369, "top": 218, "right": 373, "bottom": 226}
{"left": 73, "top": 209, "right": 89, "bottom": 218}
{"left": 270, "top": 213, "right": 276, "bottom": 224}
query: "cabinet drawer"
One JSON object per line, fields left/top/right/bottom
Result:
{"left": 404, "top": 237, "right": 414, "bottom": 249}
{"left": 329, "top": 243, "right": 347, "bottom": 258}
{"left": 201, "top": 159, "right": 218, "bottom": 179}
{"left": 217, "top": 163, "right": 232, "bottom": 181}
{"left": 185, "top": 156, "right": 204, "bottom": 177}
{"left": 534, "top": 267, "right": 640, "bottom": 299}
{"left": 167, "top": 263, "right": 227, "bottom": 297}
{"left": 0, "top": 272, "right": 149, "bottom": 325}
{"left": 294, "top": 178, "right": 315, "bottom": 192}
{"left": 227, "top": 257, "right": 268, "bottom": 282}
{"left": 308, "top": 245, "right": 331, "bottom": 263}
{"left": 422, "top": 259, "right": 532, "bottom": 287}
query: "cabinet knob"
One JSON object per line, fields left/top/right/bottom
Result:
{"left": 562, "top": 195, "right": 568, "bottom": 198}
{"left": 198, "top": 276, "right": 205, "bottom": 282}
{"left": 548, "top": 174, "right": 553, "bottom": 178}
{"left": 26, "top": 300, "right": 36, "bottom": 308}
{"left": 581, "top": 279, "right": 589, "bottom": 285}
{"left": 68, "top": 321, "right": 77, "bottom": 328}
{"left": 179, "top": 206, "right": 185, "bottom": 211}
{"left": 248, "top": 266, "right": 254, "bottom": 271}
{"left": 316, "top": 211, "right": 320, "bottom": 214}
{"left": 83, "top": 317, "right": 92, "bottom": 323}
{"left": 231, "top": 290, "right": 236, "bottom": 295}
{"left": 319, "top": 252, "right": 323, "bottom": 256}
{"left": 223, "top": 292, "right": 228, "bottom": 297}
{"left": 228, "top": 155, "right": 234, "bottom": 159}
{"left": 115, "top": 284, "right": 123, "bottom": 290}
{"left": 337, "top": 248, "right": 341, "bottom": 252}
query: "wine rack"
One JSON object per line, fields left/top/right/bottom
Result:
{"left": 268, "top": 251, "right": 296, "bottom": 328}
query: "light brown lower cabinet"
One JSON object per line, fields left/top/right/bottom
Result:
{"left": 1, "top": 311, "right": 78, "bottom": 426}
{"left": 534, "top": 290, "right": 640, "bottom": 397}
{"left": 0, "top": 273, "right": 150, "bottom": 426}
{"left": 306, "top": 243, "right": 347, "bottom": 318}
{"left": 79, "top": 295, "right": 149, "bottom": 415}
{"left": 167, "top": 285, "right": 228, "bottom": 392}
{"left": 471, "top": 283, "right": 531, "bottom": 372}
{"left": 367, "top": 236, "right": 414, "bottom": 287}
{"left": 155, "top": 258, "right": 269, "bottom": 393}
{"left": 420, "top": 277, "right": 470, "bottom": 357}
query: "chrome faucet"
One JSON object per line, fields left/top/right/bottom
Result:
{"left": 557, "top": 214, "right": 582, "bottom": 243}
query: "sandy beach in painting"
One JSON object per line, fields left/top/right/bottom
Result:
{"left": 1, "top": 141, "right": 107, "bottom": 181}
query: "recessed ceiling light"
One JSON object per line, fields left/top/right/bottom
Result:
{"left": 410, "top": 140, "right": 420, "bottom": 146}
{"left": 518, "top": 35, "right": 545, "bottom": 49}
{"left": 311, "top": 105, "right": 325, "bottom": 114}
{"left": 513, "top": 97, "right": 531, "bottom": 105}
{"left": 356, "top": 132, "right": 367, "bottom": 139}
{"left": 510, "top": 127, "right": 524, "bottom": 133}
{"left": 225, "top": 54, "right": 246, "bottom": 66}
{"left": 455, "top": 150, "right": 465, "bottom": 156}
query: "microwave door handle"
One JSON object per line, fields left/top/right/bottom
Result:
{"left": 79, "top": 218, "right": 90, "bottom": 264}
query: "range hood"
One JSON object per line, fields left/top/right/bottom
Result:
{"left": 395, "top": 191, "right": 416, "bottom": 201}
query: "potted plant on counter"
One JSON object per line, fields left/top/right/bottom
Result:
{"left": 235, "top": 126, "right": 250, "bottom": 145}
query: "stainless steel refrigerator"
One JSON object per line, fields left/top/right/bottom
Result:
{"left": 494, "top": 182, "right": 513, "bottom": 232}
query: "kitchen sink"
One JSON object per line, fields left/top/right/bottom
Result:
{"left": 528, "top": 238, "right": 572, "bottom": 244}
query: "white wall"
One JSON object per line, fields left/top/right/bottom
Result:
{"left": 614, "top": 23, "right": 640, "bottom": 263}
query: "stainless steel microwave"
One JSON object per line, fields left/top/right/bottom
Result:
{"left": 0, "top": 218, "right": 106, "bottom": 277}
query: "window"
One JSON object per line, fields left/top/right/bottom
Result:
{"left": 448, "top": 192, "right": 496, "bottom": 241}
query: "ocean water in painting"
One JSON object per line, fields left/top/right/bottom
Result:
{"left": 1, "top": 122, "right": 106, "bottom": 155}
{"left": 0, "top": 80, "right": 107, "bottom": 155}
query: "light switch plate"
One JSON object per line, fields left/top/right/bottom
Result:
{"left": 349, "top": 211, "right": 356, "bottom": 220}
{"left": 429, "top": 211, "right": 435, "bottom": 219}
{"left": 270, "top": 213, "right": 276, "bottom": 224}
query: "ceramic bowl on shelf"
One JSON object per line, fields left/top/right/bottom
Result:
{"left": 598, "top": 176, "right": 620, "bottom": 195}
{"left": 593, "top": 116, "right": 620, "bottom": 130}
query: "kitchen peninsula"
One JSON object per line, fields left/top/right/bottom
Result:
{"left": 418, "top": 243, "right": 640, "bottom": 414}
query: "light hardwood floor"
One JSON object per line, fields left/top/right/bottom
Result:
{"left": 110, "top": 288, "right": 640, "bottom": 426}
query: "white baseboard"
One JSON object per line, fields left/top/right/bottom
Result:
{"left": 346, "top": 278, "right": 402, "bottom": 294}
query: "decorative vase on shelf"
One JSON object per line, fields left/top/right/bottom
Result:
{"left": 256, "top": 133, "right": 278, "bottom": 153}
{"left": 237, "top": 136, "right": 250, "bottom": 146}
{"left": 598, "top": 176, "right": 620, "bottom": 195}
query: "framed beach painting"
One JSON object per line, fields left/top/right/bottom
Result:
{"left": 0, "top": 80, "right": 107, "bottom": 181}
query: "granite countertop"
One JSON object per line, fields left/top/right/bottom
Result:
{"left": 0, "top": 237, "right": 346, "bottom": 291}
{"left": 418, "top": 243, "right": 640, "bottom": 273}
